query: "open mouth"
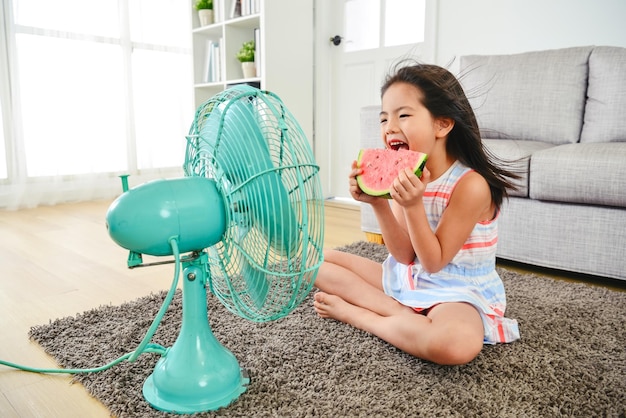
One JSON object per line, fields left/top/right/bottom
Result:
{"left": 387, "top": 140, "right": 409, "bottom": 151}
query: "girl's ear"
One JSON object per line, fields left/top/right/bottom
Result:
{"left": 435, "top": 117, "right": 455, "bottom": 138}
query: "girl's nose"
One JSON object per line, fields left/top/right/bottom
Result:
{"left": 386, "top": 124, "right": 398, "bottom": 134}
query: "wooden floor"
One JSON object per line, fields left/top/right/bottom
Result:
{"left": 0, "top": 199, "right": 621, "bottom": 417}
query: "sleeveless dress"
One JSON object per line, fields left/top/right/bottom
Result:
{"left": 381, "top": 160, "right": 520, "bottom": 344}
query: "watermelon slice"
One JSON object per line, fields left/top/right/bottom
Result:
{"left": 356, "top": 148, "right": 428, "bottom": 198}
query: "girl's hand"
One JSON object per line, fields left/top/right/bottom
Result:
{"left": 348, "top": 160, "right": 379, "bottom": 204}
{"left": 388, "top": 167, "right": 430, "bottom": 207}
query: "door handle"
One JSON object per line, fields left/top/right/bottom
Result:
{"left": 329, "top": 35, "right": 342, "bottom": 46}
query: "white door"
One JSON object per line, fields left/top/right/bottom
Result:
{"left": 314, "top": 0, "right": 436, "bottom": 199}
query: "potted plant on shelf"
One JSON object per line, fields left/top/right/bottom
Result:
{"left": 236, "top": 40, "right": 256, "bottom": 79}
{"left": 195, "top": 0, "right": 214, "bottom": 26}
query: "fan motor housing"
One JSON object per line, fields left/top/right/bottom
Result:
{"left": 106, "top": 177, "right": 226, "bottom": 256}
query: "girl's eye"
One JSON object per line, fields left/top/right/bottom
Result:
{"left": 399, "top": 114, "right": 410, "bottom": 118}
{"left": 379, "top": 118, "right": 387, "bottom": 124}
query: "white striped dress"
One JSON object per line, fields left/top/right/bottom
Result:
{"left": 382, "top": 160, "right": 520, "bottom": 344}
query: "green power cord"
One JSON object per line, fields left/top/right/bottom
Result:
{"left": 0, "top": 237, "right": 183, "bottom": 375}
{"left": 0, "top": 344, "right": 167, "bottom": 374}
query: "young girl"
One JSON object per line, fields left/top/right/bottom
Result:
{"left": 313, "top": 62, "right": 520, "bottom": 365}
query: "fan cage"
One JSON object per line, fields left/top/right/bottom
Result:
{"left": 184, "top": 86, "right": 324, "bottom": 322}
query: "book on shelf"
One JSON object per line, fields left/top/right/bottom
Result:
{"left": 218, "top": 37, "right": 225, "bottom": 82}
{"left": 229, "top": 0, "right": 241, "bottom": 19}
{"left": 203, "top": 38, "right": 223, "bottom": 83}
{"left": 240, "top": 0, "right": 260, "bottom": 17}
{"left": 218, "top": 0, "right": 258, "bottom": 21}
{"left": 254, "top": 27, "right": 261, "bottom": 78}
{"left": 202, "top": 39, "right": 211, "bottom": 82}
{"left": 213, "top": 0, "right": 224, "bottom": 22}
{"left": 216, "top": 0, "right": 254, "bottom": 21}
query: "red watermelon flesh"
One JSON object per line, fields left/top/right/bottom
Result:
{"left": 356, "top": 148, "right": 428, "bottom": 198}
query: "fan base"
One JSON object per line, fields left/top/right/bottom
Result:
{"left": 143, "top": 369, "right": 249, "bottom": 414}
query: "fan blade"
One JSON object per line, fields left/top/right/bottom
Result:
{"left": 241, "top": 258, "right": 269, "bottom": 309}
{"left": 250, "top": 171, "right": 300, "bottom": 256}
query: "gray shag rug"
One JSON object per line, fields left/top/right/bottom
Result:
{"left": 30, "top": 241, "right": 626, "bottom": 417}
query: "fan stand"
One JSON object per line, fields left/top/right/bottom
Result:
{"left": 142, "top": 252, "right": 249, "bottom": 413}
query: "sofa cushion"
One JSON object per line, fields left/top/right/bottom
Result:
{"left": 529, "top": 143, "right": 626, "bottom": 208}
{"left": 483, "top": 139, "right": 554, "bottom": 197}
{"left": 460, "top": 46, "right": 593, "bottom": 145}
{"left": 580, "top": 46, "right": 626, "bottom": 143}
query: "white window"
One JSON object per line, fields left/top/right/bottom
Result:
{"left": 343, "top": 0, "right": 425, "bottom": 52}
{"left": 1, "top": 0, "right": 192, "bottom": 204}
{"left": 15, "top": 35, "right": 128, "bottom": 176}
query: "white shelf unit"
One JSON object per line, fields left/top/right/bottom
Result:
{"left": 192, "top": 14, "right": 261, "bottom": 100}
{"left": 190, "top": 0, "right": 314, "bottom": 142}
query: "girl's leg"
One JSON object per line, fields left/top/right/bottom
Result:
{"left": 314, "top": 249, "right": 412, "bottom": 317}
{"left": 317, "top": 249, "right": 384, "bottom": 289}
{"left": 314, "top": 294, "right": 484, "bottom": 365}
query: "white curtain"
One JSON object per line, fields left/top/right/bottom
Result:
{"left": 0, "top": 0, "right": 193, "bottom": 209}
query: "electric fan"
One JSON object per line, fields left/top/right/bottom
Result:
{"left": 105, "top": 85, "right": 324, "bottom": 413}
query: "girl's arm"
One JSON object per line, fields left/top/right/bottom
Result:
{"left": 371, "top": 198, "right": 414, "bottom": 262}
{"left": 392, "top": 168, "right": 494, "bottom": 272}
{"left": 348, "top": 161, "right": 415, "bottom": 261}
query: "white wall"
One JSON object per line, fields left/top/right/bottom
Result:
{"left": 434, "top": 0, "right": 626, "bottom": 70}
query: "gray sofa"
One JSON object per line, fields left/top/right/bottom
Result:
{"left": 360, "top": 46, "right": 626, "bottom": 282}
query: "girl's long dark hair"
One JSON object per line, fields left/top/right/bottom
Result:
{"left": 381, "top": 61, "right": 518, "bottom": 209}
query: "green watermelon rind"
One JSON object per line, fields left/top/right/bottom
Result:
{"left": 356, "top": 149, "right": 428, "bottom": 199}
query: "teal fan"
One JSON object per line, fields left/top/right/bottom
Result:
{"left": 105, "top": 85, "right": 324, "bottom": 413}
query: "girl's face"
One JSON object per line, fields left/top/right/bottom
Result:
{"left": 379, "top": 82, "right": 439, "bottom": 155}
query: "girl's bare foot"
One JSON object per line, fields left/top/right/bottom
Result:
{"left": 313, "top": 292, "right": 359, "bottom": 324}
